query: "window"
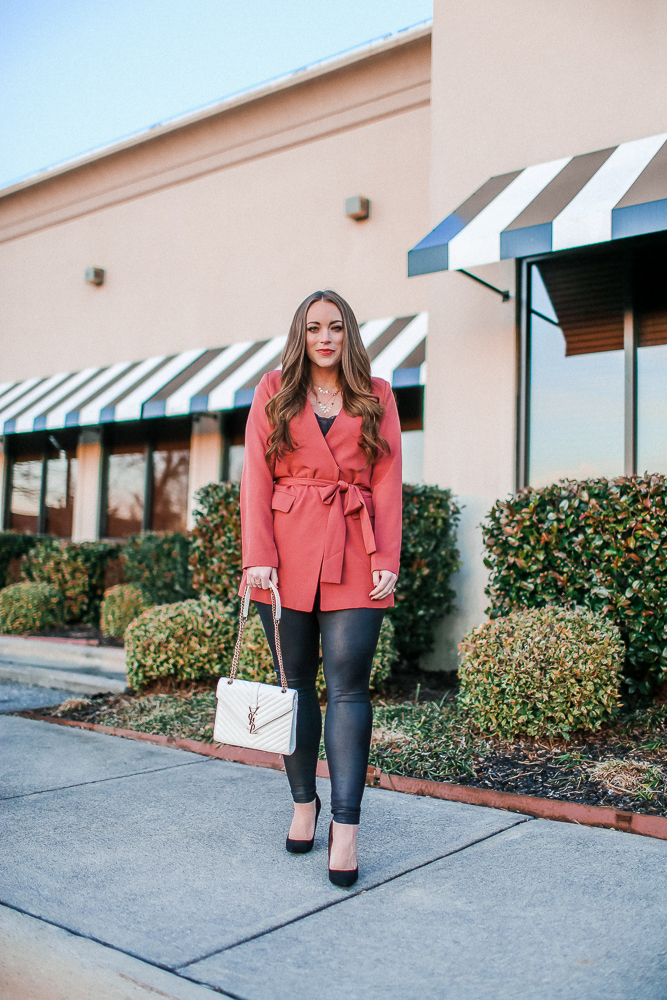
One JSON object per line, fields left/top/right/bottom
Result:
{"left": 45, "top": 447, "right": 77, "bottom": 537}
{"left": 221, "top": 408, "right": 250, "bottom": 483}
{"left": 9, "top": 454, "right": 42, "bottom": 533}
{"left": 395, "top": 385, "right": 424, "bottom": 485}
{"left": 152, "top": 437, "right": 190, "bottom": 532}
{"left": 528, "top": 258, "right": 624, "bottom": 487}
{"left": 520, "top": 235, "right": 667, "bottom": 488}
{"left": 636, "top": 249, "right": 667, "bottom": 474}
{"left": 106, "top": 444, "right": 146, "bottom": 538}
{"left": 102, "top": 419, "right": 191, "bottom": 538}
{"left": 6, "top": 434, "right": 77, "bottom": 536}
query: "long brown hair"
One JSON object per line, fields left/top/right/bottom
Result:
{"left": 265, "top": 290, "right": 388, "bottom": 466}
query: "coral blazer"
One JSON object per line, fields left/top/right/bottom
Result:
{"left": 239, "top": 370, "right": 402, "bottom": 612}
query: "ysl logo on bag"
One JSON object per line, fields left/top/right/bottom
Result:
{"left": 248, "top": 705, "right": 259, "bottom": 734}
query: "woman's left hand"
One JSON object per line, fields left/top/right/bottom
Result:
{"left": 370, "top": 570, "right": 398, "bottom": 601}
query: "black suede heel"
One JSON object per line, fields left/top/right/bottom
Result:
{"left": 328, "top": 821, "right": 358, "bottom": 888}
{"left": 286, "top": 794, "right": 321, "bottom": 854}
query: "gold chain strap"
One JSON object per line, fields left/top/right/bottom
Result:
{"left": 228, "top": 584, "right": 288, "bottom": 692}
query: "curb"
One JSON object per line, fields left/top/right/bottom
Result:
{"left": 17, "top": 712, "right": 667, "bottom": 841}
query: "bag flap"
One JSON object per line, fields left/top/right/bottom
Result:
{"left": 218, "top": 680, "right": 296, "bottom": 731}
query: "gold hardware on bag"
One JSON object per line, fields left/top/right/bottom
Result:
{"left": 248, "top": 705, "right": 259, "bottom": 734}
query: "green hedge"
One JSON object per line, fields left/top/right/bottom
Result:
{"left": 0, "top": 581, "right": 65, "bottom": 634}
{"left": 458, "top": 607, "right": 624, "bottom": 739}
{"left": 123, "top": 532, "right": 194, "bottom": 605}
{"left": 22, "top": 540, "right": 119, "bottom": 625}
{"left": 392, "top": 485, "right": 460, "bottom": 663}
{"left": 483, "top": 475, "right": 667, "bottom": 692}
{"left": 124, "top": 597, "right": 396, "bottom": 695}
{"left": 190, "top": 481, "right": 460, "bottom": 668}
{"left": 125, "top": 596, "right": 237, "bottom": 690}
{"left": 190, "top": 482, "right": 242, "bottom": 607}
{"left": 101, "top": 584, "right": 146, "bottom": 640}
{"left": 0, "top": 532, "right": 40, "bottom": 587}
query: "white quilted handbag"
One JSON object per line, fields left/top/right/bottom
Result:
{"left": 214, "top": 580, "right": 297, "bottom": 756}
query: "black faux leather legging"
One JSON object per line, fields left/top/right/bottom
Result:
{"left": 256, "top": 600, "right": 384, "bottom": 825}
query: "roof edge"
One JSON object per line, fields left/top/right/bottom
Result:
{"left": 0, "top": 20, "right": 431, "bottom": 200}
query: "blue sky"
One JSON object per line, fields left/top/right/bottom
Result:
{"left": 0, "top": 0, "right": 432, "bottom": 189}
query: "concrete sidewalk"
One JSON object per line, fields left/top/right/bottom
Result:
{"left": 2, "top": 715, "right": 666, "bottom": 1000}
{"left": 0, "top": 635, "right": 127, "bottom": 694}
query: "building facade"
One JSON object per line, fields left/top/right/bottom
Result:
{"left": 2, "top": 3, "right": 667, "bottom": 670}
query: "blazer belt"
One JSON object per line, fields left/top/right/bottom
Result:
{"left": 274, "top": 477, "right": 376, "bottom": 585}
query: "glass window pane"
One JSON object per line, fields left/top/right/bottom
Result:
{"left": 529, "top": 265, "right": 624, "bottom": 488}
{"left": 152, "top": 443, "right": 190, "bottom": 532}
{"left": 638, "top": 340, "right": 667, "bottom": 475}
{"left": 45, "top": 451, "right": 77, "bottom": 539}
{"left": 10, "top": 456, "right": 42, "bottom": 533}
{"left": 228, "top": 445, "right": 245, "bottom": 483}
{"left": 636, "top": 243, "right": 667, "bottom": 475}
{"left": 106, "top": 446, "right": 145, "bottom": 538}
{"left": 401, "top": 430, "right": 424, "bottom": 485}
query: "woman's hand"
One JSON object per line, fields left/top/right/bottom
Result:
{"left": 247, "top": 566, "right": 279, "bottom": 589}
{"left": 370, "top": 570, "right": 397, "bottom": 601}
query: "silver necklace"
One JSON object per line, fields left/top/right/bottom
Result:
{"left": 311, "top": 385, "right": 339, "bottom": 416}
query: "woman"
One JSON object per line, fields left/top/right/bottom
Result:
{"left": 240, "top": 289, "right": 402, "bottom": 887}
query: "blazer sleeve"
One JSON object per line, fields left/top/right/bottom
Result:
{"left": 369, "top": 380, "right": 402, "bottom": 576}
{"left": 240, "top": 373, "right": 279, "bottom": 569}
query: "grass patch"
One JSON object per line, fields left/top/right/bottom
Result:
{"left": 51, "top": 688, "right": 218, "bottom": 741}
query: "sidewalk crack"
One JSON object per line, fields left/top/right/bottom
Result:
{"left": 1, "top": 758, "right": 211, "bottom": 801}
{"left": 177, "top": 817, "right": 532, "bottom": 970}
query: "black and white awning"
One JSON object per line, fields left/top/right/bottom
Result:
{"left": 408, "top": 132, "right": 667, "bottom": 275}
{"left": 0, "top": 314, "right": 427, "bottom": 435}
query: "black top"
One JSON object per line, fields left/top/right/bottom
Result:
{"left": 315, "top": 413, "right": 337, "bottom": 437}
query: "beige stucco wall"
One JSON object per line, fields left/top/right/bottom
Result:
{"left": 423, "top": 0, "right": 667, "bottom": 669}
{"left": 0, "top": 31, "right": 431, "bottom": 382}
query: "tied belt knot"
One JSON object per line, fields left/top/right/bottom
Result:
{"left": 274, "top": 476, "right": 375, "bottom": 584}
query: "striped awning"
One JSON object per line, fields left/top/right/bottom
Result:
{"left": 0, "top": 314, "right": 427, "bottom": 435}
{"left": 408, "top": 132, "right": 667, "bottom": 275}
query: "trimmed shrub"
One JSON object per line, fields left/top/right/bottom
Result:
{"left": 458, "top": 607, "right": 624, "bottom": 739}
{"left": 0, "top": 581, "right": 65, "bottom": 634}
{"left": 101, "top": 584, "right": 146, "bottom": 640}
{"left": 123, "top": 532, "right": 194, "bottom": 605}
{"left": 483, "top": 475, "right": 667, "bottom": 692}
{"left": 22, "top": 540, "right": 119, "bottom": 624}
{"left": 190, "top": 481, "right": 460, "bottom": 665}
{"left": 125, "top": 596, "right": 237, "bottom": 690}
{"left": 0, "top": 533, "right": 40, "bottom": 587}
{"left": 390, "top": 485, "right": 460, "bottom": 664}
{"left": 190, "top": 482, "right": 242, "bottom": 607}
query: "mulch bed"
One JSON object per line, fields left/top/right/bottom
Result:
{"left": 23, "top": 681, "right": 667, "bottom": 819}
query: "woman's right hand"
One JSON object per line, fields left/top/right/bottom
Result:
{"left": 247, "top": 566, "right": 279, "bottom": 590}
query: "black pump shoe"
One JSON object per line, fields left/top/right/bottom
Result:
{"left": 286, "top": 794, "right": 321, "bottom": 854}
{"left": 328, "top": 821, "right": 359, "bottom": 888}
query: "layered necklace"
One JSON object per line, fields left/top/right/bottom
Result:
{"left": 311, "top": 382, "right": 340, "bottom": 416}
